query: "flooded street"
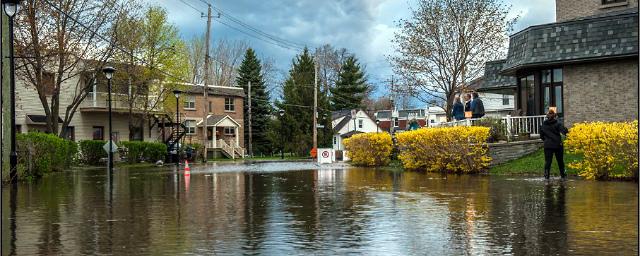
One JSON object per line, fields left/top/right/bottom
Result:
{"left": 2, "top": 162, "right": 637, "bottom": 255}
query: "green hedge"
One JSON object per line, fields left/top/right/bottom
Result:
{"left": 16, "top": 132, "right": 77, "bottom": 179}
{"left": 121, "top": 141, "right": 167, "bottom": 163}
{"left": 79, "top": 140, "right": 108, "bottom": 164}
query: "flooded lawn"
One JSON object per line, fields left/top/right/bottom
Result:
{"left": 2, "top": 162, "right": 637, "bottom": 255}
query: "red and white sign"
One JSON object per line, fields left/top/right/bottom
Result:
{"left": 317, "top": 148, "right": 334, "bottom": 164}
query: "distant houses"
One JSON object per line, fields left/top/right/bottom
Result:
{"left": 331, "top": 109, "right": 379, "bottom": 151}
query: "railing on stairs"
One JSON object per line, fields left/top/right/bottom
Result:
{"left": 217, "top": 139, "right": 236, "bottom": 159}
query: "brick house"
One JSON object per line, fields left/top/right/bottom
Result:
{"left": 477, "top": 0, "right": 638, "bottom": 126}
{"left": 180, "top": 85, "right": 245, "bottom": 158}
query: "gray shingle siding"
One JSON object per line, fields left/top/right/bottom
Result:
{"left": 479, "top": 60, "right": 517, "bottom": 90}
{"left": 501, "top": 9, "right": 638, "bottom": 74}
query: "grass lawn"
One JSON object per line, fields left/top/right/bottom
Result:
{"left": 490, "top": 148, "right": 583, "bottom": 176}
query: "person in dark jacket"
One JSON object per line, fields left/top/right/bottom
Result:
{"left": 452, "top": 96, "right": 465, "bottom": 120}
{"left": 471, "top": 92, "right": 485, "bottom": 118}
{"left": 539, "top": 110, "right": 569, "bottom": 179}
{"left": 463, "top": 93, "right": 472, "bottom": 116}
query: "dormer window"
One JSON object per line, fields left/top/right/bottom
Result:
{"left": 601, "top": 0, "right": 627, "bottom": 5}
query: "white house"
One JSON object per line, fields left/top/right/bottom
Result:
{"left": 331, "top": 109, "right": 380, "bottom": 151}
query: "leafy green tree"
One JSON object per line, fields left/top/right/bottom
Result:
{"left": 278, "top": 48, "right": 332, "bottom": 156}
{"left": 237, "top": 48, "right": 272, "bottom": 156}
{"left": 330, "top": 56, "right": 369, "bottom": 111}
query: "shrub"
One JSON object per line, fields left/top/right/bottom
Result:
{"left": 16, "top": 132, "right": 77, "bottom": 179}
{"left": 343, "top": 132, "right": 393, "bottom": 167}
{"left": 564, "top": 121, "right": 638, "bottom": 180}
{"left": 475, "top": 117, "right": 507, "bottom": 142}
{"left": 121, "top": 141, "right": 167, "bottom": 163}
{"left": 396, "top": 126, "right": 491, "bottom": 173}
{"left": 79, "top": 140, "right": 108, "bottom": 165}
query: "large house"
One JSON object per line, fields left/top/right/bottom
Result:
{"left": 14, "top": 64, "right": 163, "bottom": 142}
{"left": 476, "top": 0, "right": 638, "bottom": 126}
{"left": 179, "top": 85, "right": 245, "bottom": 159}
{"left": 331, "top": 109, "right": 380, "bottom": 151}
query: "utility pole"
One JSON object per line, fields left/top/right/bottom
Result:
{"left": 313, "top": 55, "right": 318, "bottom": 152}
{"left": 248, "top": 81, "right": 252, "bottom": 158}
{"left": 202, "top": 4, "right": 212, "bottom": 162}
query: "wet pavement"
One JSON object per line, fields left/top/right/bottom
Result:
{"left": 2, "top": 162, "right": 637, "bottom": 255}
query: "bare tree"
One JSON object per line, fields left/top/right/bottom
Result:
{"left": 187, "top": 35, "right": 205, "bottom": 84}
{"left": 390, "top": 0, "right": 516, "bottom": 119}
{"left": 209, "top": 39, "right": 247, "bottom": 87}
{"left": 14, "top": 0, "right": 124, "bottom": 137}
{"left": 314, "top": 44, "right": 349, "bottom": 92}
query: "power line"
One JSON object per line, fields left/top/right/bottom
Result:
{"left": 179, "top": 0, "right": 204, "bottom": 15}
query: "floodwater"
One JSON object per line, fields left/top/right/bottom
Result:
{"left": 2, "top": 162, "right": 637, "bottom": 255}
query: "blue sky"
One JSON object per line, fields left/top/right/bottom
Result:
{"left": 153, "top": 0, "right": 556, "bottom": 103}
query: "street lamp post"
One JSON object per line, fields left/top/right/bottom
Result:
{"left": 278, "top": 109, "right": 285, "bottom": 159}
{"left": 375, "top": 119, "right": 380, "bottom": 133}
{"left": 173, "top": 90, "right": 182, "bottom": 168}
{"left": 4, "top": 0, "right": 22, "bottom": 183}
{"left": 102, "top": 66, "right": 115, "bottom": 175}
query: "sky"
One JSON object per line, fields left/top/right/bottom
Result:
{"left": 153, "top": 0, "right": 556, "bottom": 104}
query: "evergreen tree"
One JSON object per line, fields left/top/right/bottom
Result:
{"left": 278, "top": 48, "right": 332, "bottom": 156}
{"left": 237, "top": 48, "right": 271, "bottom": 156}
{"left": 330, "top": 56, "right": 368, "bottom": 111}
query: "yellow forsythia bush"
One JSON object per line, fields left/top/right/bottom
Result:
{"left": 564, "top": 120, "right": 638, "bottom": 180}
{"left": 396, "top": 126, "right": 491, "bottom": 173}
{"left": 343, "top": 132, "right": 393, "bottom": 166}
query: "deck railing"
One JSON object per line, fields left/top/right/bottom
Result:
{"left": 434, "top": 115, "right": 546, "bottom": 140}
{"left": 82, "top": 92, "right": 161, "bottom": 111}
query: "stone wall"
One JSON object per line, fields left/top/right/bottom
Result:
{"left": 556, "top": 0, "right": 638, "bottom": 22}
{"left": 488, "top": 140, "right": 543, "bottom": 166}
{"left": 563, "top": 59, "right": 639, "bottom": 127}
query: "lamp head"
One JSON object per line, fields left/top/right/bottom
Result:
{"left": 278, "top": 109, "right": 285, "bottom": 117}
{"left": 2, "top": 0, "right": 21, "bottom": 18}
{"left": 102, "top": 66, "right": 116, "bottom": 80}
{"left": 173, "top": 89, "right": 182, "bottom": 98}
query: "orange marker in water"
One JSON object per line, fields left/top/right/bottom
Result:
{"left": 184, "top": 160, "right": 190, "bottom": 176}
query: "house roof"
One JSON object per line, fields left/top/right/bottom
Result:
{"left": 333, "top": 115, "right": 353, "bottom": 131}
{"left": 185, "top": 85, "right": 245, "bottom": 97}
{"left": 26, "top": 115, "right": 63, "bottom": 124}
{"left": 475, "top": 60, "right": 517, "bottom": 92}
{"left": 331, "top": 109, "right": 352, "bottom": 120}
{"left": 500, "top": 9, "right": 638, "bottom": 75}
{"left": 340, "top": 130, "right": 363, "bottom": 138}
{"left": 376, "top": 110, "right": 392, "bottom": 119}
{"left": 198, "top": 115, "right": 241, "bottom": 127}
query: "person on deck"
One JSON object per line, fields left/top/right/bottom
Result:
{"left": 539, "top": 109, "right": 569, "bottom": 180}
{"left": 471, "top": 92, "right": 485, "bottom": 118}
{"left": 452, "top": 96, "right": 465, "bottom": 121}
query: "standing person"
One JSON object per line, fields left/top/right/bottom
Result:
{"left": 471, "top": 92, "right": 485, "bottom": 118}
{"left": 463, "top": 94, "right": 472, "bottom": 114}
{"left": 452, "top": 96, "right": 465, "bottom": 120}
{"left": 540, "top": 110, "right": 569, "bottom": 179}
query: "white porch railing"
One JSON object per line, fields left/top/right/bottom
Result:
{"left": 434, "top": 115, "right": 546, "bottom": 139}
{"left": 81, "top": 92, "right": 161, "bottom": 111}
{"left": 208, "top": 139, "right": 244, "bottom": 159}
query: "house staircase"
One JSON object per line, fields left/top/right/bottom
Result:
{"left": 216, "top": 139, "right": 244, "bottom": 159}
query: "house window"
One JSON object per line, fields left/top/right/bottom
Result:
{"left": 333, "top": 136, "right": 337, "bottom": 145}
{"left": 358, "top": 119, "right": 363, "bottom": 129}
{"left": 184, "top": 120, "right": 196, "bottom": 134}
{"left": 110, "top": 132, "right": 119, "bottom": 142}
{"left": 184, "top": 95, "right": 196, "bottom": 110}
{"left": 92, "top": 126, "right": 104, "bottom": 140}
{"left": 43, "top": 72, "right": 56, "bottom": 95}
{"left": 64, "top": 126, "right": 75, "bottom": 141}
{"left": 224, "top": 127, "right": 235, "bottom": 135}
{"left": 502, "top": 94, "right": 510, "bottom": 105}
{"left": 542, "top": 68, "right": 563, "bottom": 115}
{"left": 602, "top": 0, "right": 626, "bottom": 5}
{"left": 393, "top": 118, "right": 399, "bottom": 127}
{"left": 208, "top": 101, "right": 212, "bottom": 112}
{"left": 225, "top": 98, "right": 235, "bottom": 111}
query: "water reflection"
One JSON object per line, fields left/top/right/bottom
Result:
{"left": 1, "top": 164, "right": 637, "bottom": 255}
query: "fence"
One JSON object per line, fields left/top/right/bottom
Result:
{"left": 435, "top": 115, "right": 546, "bottom": 140}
